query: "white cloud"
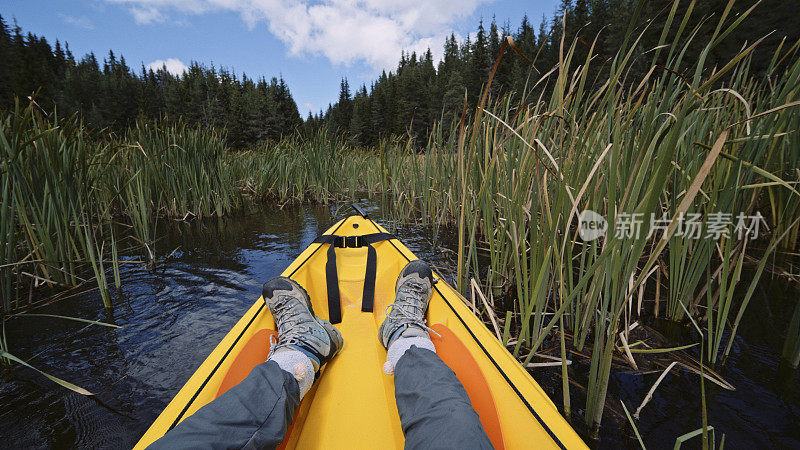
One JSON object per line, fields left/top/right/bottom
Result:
{"left": 147, "top": 58, "right": 189, "bottom": 75}
{"left": 104, "top": 0, "right": 489, "bottom": 71}
{"left": 130, "top": 6, "right": 165, "bottom": 24}
{"left": 59, "top": 14, "right": 94, "bottom": 30}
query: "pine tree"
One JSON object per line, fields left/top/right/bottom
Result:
{"left": 349, "top": 84, "right": 372, "bottom": 145}
{"left": 487, "top": 17, "right": 504, "bottom": 98}
{"left": 441, "top": 71, "right": 466, "bottom": 128}
{"left": 439, "top": 34, "right": 461, "bottom": 77}
{"left": 0, "top": 15, "right": 13, "bottom": 109}
{"left": 334, "top": 78, "right": 352, "bottom": 133}
{"left": 467, "top": 20, "right": 491, "bottom": 107}
{"left": 276, "top": 76, "right": 302, "bottom": 134}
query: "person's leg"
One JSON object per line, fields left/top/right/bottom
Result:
{"left": 379, "top": 260, "right": 493, "bottom": 449}
{"left": 148, "top": 360, "right": 300, "bottom": 450}
{"left": 149, "top": 277, "right": 343, "bottom": 450}
{"left": 394, "top": 346, "right": 492, "bottom": 449}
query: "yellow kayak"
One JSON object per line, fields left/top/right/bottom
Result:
{"left": 136, "top": 213, "right": 586, "bottom": 449}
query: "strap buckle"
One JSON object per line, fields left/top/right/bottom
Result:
{"left": 333, "top": 235, "right": 360, "bottom": 248}
{"left": 345, "top": 235, "right": 360, "bottom": 248}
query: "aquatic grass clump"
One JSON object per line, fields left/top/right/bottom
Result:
{"left": 230, "top": 127, "right": 390, "bottom": 203}
{"left": 383, "top": 0, "right": 800, "bottom": 434}
{"left": 0, "top": 106, "right": 244, "bottom": 394}
{"left": 0, "top": 102, "right": 117, "bottom": 309}
{"left": 121, "top": 119, "right": 236, "bottom": 220}
{"left": 113, "top": 119, "right": 237, "bottom": 254}
{"left": 0, "top": 104, "right": 240, "bottom": 314}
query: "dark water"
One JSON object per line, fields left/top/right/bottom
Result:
{"left": 1, "top": 202, "right": 798, "bottom": 449}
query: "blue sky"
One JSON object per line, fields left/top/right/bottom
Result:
{"left": 1, "top": 1, "right": 560, "bottom": 117}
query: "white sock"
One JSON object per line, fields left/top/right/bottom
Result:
{"left": 382, "top": 336, "right": 436, "bottom": 375}
{"left": 269, "top": 349, "right": 315, "bottom": 398}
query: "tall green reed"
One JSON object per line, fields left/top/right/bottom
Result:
{"left": 0, "top": 102, "right": 115, "bottom": 308}
{"left": 0, "top": 104, "right": 239, "bottom": 313}
{"left": 384, "top": 0, "right": 800, "bottom": 433}
{"left": 231, "top": 127, "right": 390, "bottom": 203}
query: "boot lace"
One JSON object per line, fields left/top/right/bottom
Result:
{"left": 385, "top": 279, "right": 441, "bottom": 337}
{"left": 268, "top": 295, "right": 316, "bottom": 356}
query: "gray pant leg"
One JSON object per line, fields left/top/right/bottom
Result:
{"left": 394, "top": 346, "right": 494, "bottom": 450}
{"left": 148, "top": 360, "right": 300, "bottom": 450}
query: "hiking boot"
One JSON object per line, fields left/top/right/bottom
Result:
{"left": 262, "top": 276, "right": 343, "bottom": 374}
{"left": 379, "top": 260, "right": 435, "bottom": 348}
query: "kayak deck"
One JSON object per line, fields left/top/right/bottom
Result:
{"left": 135, "top": 215, "right": 586, "bottom": 449}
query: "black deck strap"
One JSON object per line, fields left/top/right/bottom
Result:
{"left": 313, "top": 232, "right": 395, "bottom": 321}
{"left": 361, "top": 244, "right": 377, "bottom": 312}
{"left": 325, "top": 242, "right": 342, "bottom": 324}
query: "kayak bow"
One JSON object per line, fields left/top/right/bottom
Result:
{"left": 136, "top": 215, "right": 586, "bottom": 449}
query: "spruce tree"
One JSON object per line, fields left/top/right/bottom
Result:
{"left": 333, "top": 78, "right": 352, "bottom": 133}
{"left": 467, "top": 20, "right": 491, "bottom": 107}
